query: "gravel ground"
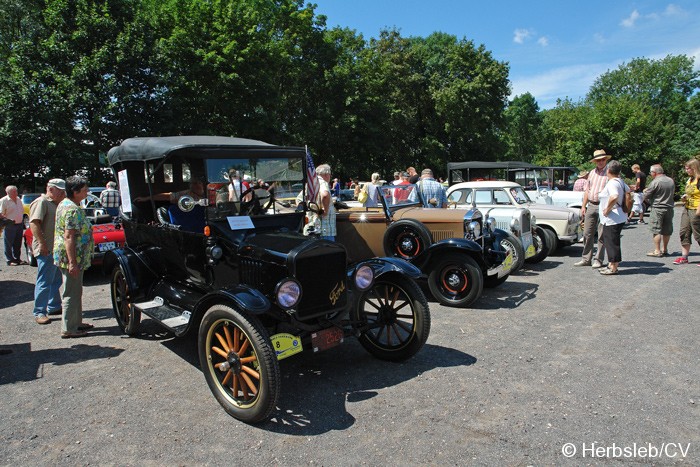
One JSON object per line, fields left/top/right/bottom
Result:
{"left": 1, "top": 207, "right": 698, "bottom": 465}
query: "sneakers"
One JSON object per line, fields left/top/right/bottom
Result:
{"left": 672, "top": 257, "right": 689, "bottom": 265}
{"left": 574, "top": 260, "right": 591, "bottom": 267}
{"left": 35, "top": 315, "right": 50, "bottom": 325}
{"left": 591, "top": 260, "right": 603, "bottom": 269}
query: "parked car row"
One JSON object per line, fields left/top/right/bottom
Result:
{"left": 71, "top": 136, "right": 584, "bottom": 425}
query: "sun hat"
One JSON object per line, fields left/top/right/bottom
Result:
{"left": 47, "top": 178, "right": 66, "bottom": 190}
{"left": 591, "top": 149, "right": 612, "bottom": 161}
{"left": 577, "top": 170, "right": 589, "bottom": 178}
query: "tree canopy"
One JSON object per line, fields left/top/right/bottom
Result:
{"left": 0, "top": 1, "right": 698, "bottom": 190}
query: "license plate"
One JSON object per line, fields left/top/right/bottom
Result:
{"left": 311, "top": 327, "right": 344, "bottom": 353}
{"left": 521, "top": 232, "right": 534, "bottom": 257}
{"left": 98, "top": 242, "right": 116, "bottom": 252}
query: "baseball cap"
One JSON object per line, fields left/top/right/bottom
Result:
{"left": 47, "top": 178, "right": 66, "bottom": 190}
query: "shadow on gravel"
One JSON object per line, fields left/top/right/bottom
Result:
{"left": 0, "top": 280, "right": 35, "bottom": 309}
{"left": 0, "top": 342, "right": 124, "bottom": 385}
{"left": 470, "top": 281, "right": 539, "bottom": 310}
{"left": 262, "top": 342, "right": 477, "bottom": 435}
{"left": 615, "top": 260, "right": 673, "bottom": 275}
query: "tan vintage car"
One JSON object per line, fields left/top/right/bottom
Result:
{"left": 334, "top": 184, "right": 515, "bottom": 308}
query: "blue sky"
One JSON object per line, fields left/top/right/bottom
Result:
{"left": 311, "top": 0, "right": 700, "bottom": 109}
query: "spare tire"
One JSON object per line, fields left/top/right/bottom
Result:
{"left": 383, "top": 219, "right": 433, "bottom": 260}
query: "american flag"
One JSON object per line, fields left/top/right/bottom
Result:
{"left": 305, "top": 146, "right": 320, "bottom": 203}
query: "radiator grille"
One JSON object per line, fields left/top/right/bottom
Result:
{"left": 430, "top": 230, "right": 458, "bottom": 242}
{"left": 295, "top": 248, "right": 347, "bottom": 319}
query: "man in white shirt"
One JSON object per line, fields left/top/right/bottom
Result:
{"left": 1, "top": 185, "right": 26, "bottom": 266}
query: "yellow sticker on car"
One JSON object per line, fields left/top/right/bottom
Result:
{"left": 526, "top": 245, "right": 536, "bottom": 257}
{"left": 270, "top": 333, "right": 303, "bottom": 360}
{"left": 503, "top": 250, "right": 514, "bottom": 269}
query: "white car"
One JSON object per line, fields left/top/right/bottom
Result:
{"left": 446, "top": 181, "right": 582, "bottom": 253}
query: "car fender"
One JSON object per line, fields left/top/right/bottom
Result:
{"left": 196, "top": 285, "right": 271, "bottom": 317}
{"left": 422, "top": 238, "right": 488, "bottom": 270}
{"left": 102, "top": 247, "right": 155, "bottom": 297}
{"left": 348, "top": 257, "right": 424, "bottom": 283}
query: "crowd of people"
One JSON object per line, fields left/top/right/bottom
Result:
{"left": 1, "top": 178, "right": 117, "bottom": 340}
{"left": 574, "top": 149, "right": 700, "bottom": 274}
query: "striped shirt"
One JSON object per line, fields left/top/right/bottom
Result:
{"left": 418, "top": 178, "right": 447, "bottom": 208}
{"left": 586, "top": 166, "right": 608, "bottom": 203}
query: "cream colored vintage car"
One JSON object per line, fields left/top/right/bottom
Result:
{"left": 334, "top": 184, "right": 515, "bottom": 308}
{"left": 446, "top": 181, "right": 582, "bottom": 254}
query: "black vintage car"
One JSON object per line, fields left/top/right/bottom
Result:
{"left": 105, "top": 136, "right": 431, "bottom": 423}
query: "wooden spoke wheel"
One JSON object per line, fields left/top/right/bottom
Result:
{"left": 352, "top": 275, "right": 430, "bottom": 362}
{"left": 198, "top": 305, "right": 279, "bottom": 423}
{"left": 428, "top": 253, "right": 484, "bottom": 305}
{"left": 110, "top": 266, "right": 140, "bottom": 335}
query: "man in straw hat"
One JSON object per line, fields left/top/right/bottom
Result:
{"left": 573, "top": 170, "right": 589, "bottom": 192}
{"left": 574, "top": 149, "right": 611, "bottom": 268}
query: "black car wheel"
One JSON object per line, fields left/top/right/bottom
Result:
{"left": 352, "top": 275, "right": 430, "bottom": 361}
{"left": 110, "top": 266, "right": 141, "bottom": 335}
{"left": 525, "top": 227, "right": 549, "bottom": 264}
{"left": 383, "top": 219, "right": 433, "bottom": 260}
{"left": 541, "top": 228, "right": 558, "bottom": 256}
{"left": 500, "top": 234, "right": 525, "bottom": 272}
{"left": 199, "top": 304, "right": 279, "bottom": 423}
{"left": 428, "top": 253, "right": 484, "bottom": 306}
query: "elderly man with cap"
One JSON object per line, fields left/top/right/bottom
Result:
{"left": 575, "top": 149, "right": 611, "bottom": 268}
{"left": 29, "top": 178, "right": 67, "bottom": 324}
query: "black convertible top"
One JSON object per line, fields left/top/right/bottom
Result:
{"left": 107, "top": 136, "right": 303, "bottom": 165}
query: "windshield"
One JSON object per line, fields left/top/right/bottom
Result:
{"left": 509, "top": 186, "right": 532, "bottom": 204}
{"left": 378, "top": 184, "right": 422, "bottom": 209}
{"left": 206, "top": 157, "right": 304, "bottom": 187}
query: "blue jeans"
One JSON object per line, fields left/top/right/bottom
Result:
{"left": 33, "top": 254, "right": 63, "bottom": 317}
{"left": 321, "top": 236, "right": 335, "bottom": 241}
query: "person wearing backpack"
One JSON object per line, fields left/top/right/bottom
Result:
{"left": 643, "top": 164, "right": 676, "bottom": 258}
{"left": 598, "top": 160, "right": 629, "bottom": 275}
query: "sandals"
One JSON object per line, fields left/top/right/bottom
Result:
{"left": 599, "top": 268, "right": 618, "bottom": 275}
{"left": 646, "top": 251, "right": 663, "bottom": 257}
{"left": 61, "top": 330, "right": 88, "bottom": 338}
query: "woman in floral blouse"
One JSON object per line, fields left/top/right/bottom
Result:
{"left": 54, "top": 176, "right": 94, "bottom": 338}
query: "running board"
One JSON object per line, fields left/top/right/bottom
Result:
{"left": 133, "top": 297, "right": 191, "bottom": 336}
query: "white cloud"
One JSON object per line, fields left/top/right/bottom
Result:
{"left": 621, "top": 9, "right": 640, "bottom": 28}
{"left": 510, "top": 62, "right": 618, "bottom": 109}
{"left": 537, "top": 37, "right": 549, "bottom": 47}
{"left": 513, "top": 28, "right": 532, "bottom": 44}
{"left": 663, "top": 4, "right": 683, "bottom": 16}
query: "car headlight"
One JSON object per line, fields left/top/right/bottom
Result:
{"left": 275, "top": 279, "right": 302, "bottom": 309}
{"left": 355, "top": 265, "right": 374, "bottom": 290}
{"left": 530, "top": 214, "right": 537, "bottom": 226}
{"left": 468, "top": 221, "right": 481, "bottom": 238}
{"left": 485, "top": 217, "right": 496, "bottom": 233}
{"left": 510, "top": 218, "right": 520, "bottom": 234}
{"left": 206, "top": 245, "right": 223, "bottom": 260}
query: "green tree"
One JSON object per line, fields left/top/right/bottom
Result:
{"left": 503, "top": 93, "right": 541, "bottom": 163}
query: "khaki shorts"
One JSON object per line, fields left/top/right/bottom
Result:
{"left": 649, "top": 207, "right": 673, "bottom": 235}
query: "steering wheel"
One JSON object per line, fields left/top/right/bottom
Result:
{"left": 238, "top": 187, "right": 263, "bottom": 215}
